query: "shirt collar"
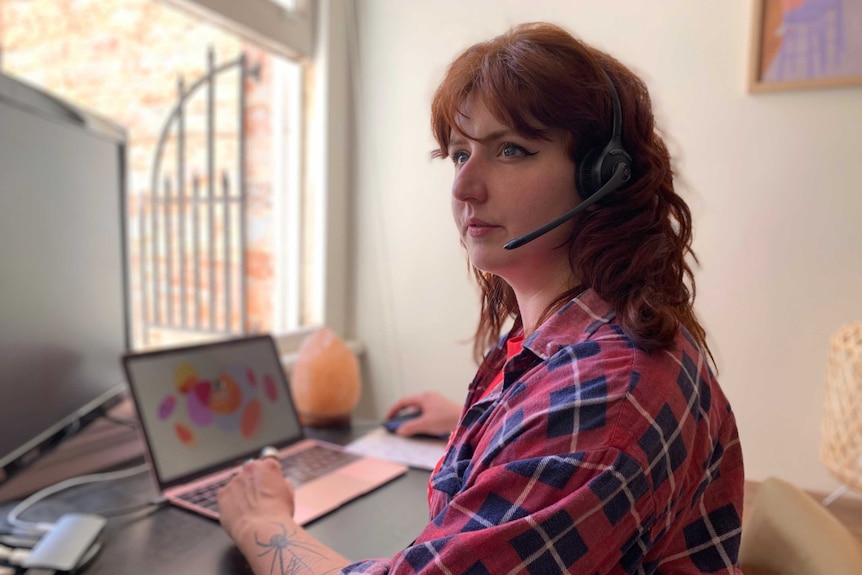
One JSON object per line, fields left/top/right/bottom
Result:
{"left": 521, "top": 288, "right": 617, "bottom": 361}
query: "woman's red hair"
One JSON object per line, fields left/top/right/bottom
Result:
{"left": 431, "top": 23, "right": 713, "bottom": 365}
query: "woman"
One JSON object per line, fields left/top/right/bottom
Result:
{"left": 218, "top": 22, "right": 744, "bottom": 574}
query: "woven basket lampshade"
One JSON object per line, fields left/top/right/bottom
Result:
{"left": 821, "top": 322, "right": 862, "bottom": 492}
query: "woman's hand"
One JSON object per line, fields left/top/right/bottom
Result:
{"left": 217, "top": 457, "right": 295, "bottom": 544}
{"left": 385, "top": 391, "right": 461, "bottom": 438}
{"left": 217, "top": 457, "right": 351, "bottom": 575}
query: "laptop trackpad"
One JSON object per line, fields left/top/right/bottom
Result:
{"left": 294, "top": 460, "right": 405, "bottom": 525}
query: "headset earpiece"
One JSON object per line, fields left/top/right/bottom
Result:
{"left": 575, "top": 69, "right": 633, "bottom": 201}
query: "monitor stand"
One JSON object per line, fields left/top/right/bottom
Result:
{"left": 0, "top": 398, "right": 145, "bottom": 503}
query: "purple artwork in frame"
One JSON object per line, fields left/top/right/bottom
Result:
{"left": 749, "top": 0, "right": 862, "bottom": 91}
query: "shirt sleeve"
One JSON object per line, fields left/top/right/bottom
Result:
{"left": 340, "top": 444, "right": 658, "bottom": 575}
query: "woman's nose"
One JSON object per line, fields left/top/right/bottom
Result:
{"left": 451, "top": 156, "right": 488, "bottom": 203}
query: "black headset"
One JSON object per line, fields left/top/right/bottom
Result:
{"left": 503, "top": 68, "right": 634, "bottom": 250}
{"left": 576, "top": 68, "right": 633, "bottom": 201}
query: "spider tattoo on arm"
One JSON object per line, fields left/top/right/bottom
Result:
{"left": 255, "top": 523, "right": 337, "bottom": 575}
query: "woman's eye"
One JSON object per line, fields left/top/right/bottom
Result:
{"left": 501, "top": 143, "right": 534, "bottom": 158}
{"left": 451, "top": 151, "right": 469, "bottom": 165}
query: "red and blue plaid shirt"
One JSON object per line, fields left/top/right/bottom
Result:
{"left": 345, "top": 289, "right": 744, "bottom": 574}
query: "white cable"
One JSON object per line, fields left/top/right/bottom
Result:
{"left": 0, "top": 534, "right": 39, "bottom": 548}
{"left": 5, "top": 463, "right": 149, "bottom": 535}
{"left": 6, "top": 547, "right": 30, "bottom": 566}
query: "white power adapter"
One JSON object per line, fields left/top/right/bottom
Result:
{"left": 21, "top": 513, "right": 106, "bottom": 573}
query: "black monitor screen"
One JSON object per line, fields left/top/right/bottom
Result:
{"left": 0, "top": 74, "right": 129, "bottom": 477}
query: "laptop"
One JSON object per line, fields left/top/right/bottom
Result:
{"left": 121, "top": 334, "right": 408, "bottom": 525}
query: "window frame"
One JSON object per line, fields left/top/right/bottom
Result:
{"left": 162, "top": 0, "right": 314, "bottom": 59}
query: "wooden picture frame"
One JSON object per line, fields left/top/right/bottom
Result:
{"left": 748, "top": 0, "right": 862, "bottom": 92}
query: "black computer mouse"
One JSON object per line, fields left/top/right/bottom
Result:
{"left": 382, "top": 410, "right": 421, "bottom": 434}
{"left": 382, "top": 410, "right": 448, "bottom": 440}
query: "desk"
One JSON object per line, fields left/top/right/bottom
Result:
{"left": 0, "top": 424, "right": 432, "bottom": 574}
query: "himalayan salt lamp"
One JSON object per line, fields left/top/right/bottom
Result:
{"left": 290, "top": 327, "right": 361, "bottom": 427}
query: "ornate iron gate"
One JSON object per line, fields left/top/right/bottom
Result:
{"left": 139, "top": 50, "right": 261, "bottom": 345}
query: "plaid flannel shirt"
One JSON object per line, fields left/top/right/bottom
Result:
{"left": 344, "top": 289, "right": 744, "bottom": 574}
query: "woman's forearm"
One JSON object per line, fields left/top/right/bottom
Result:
{"left": 237, "top": 518, "right": 350, "bottom": 575}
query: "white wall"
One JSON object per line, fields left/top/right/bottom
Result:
{"left": 348, "top": 0, "right": 862, "bottom": 495}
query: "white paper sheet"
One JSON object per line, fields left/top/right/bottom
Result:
{"left": 346, "top": 427, "right": 447, "bottom": 471}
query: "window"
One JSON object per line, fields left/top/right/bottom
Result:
{"left": 0, "top": 0, "right": 350, "bottom": 355}
{"left": 165, "top": 0, "right": 354, "bottom": 353}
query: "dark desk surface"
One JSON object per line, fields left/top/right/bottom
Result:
{"left": 0, "top": 423, "right": 432, "bottom": 574}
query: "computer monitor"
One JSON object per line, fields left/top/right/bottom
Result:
{"left": 0, "top": 73, "right": 130, "bottom": 482}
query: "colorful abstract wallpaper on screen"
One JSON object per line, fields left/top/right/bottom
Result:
{"left": 156, "top": 362, "right": 281, "bottom": 449}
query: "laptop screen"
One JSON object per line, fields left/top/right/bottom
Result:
{"left": 123, "top": 335, "right": 303, "bottom": 485}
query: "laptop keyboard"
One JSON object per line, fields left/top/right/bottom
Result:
{"left": 277, "top": 444, "right": 362, "bottom": 485}
{"left": 177, "top": 445, "right": 362, "bottom": 513}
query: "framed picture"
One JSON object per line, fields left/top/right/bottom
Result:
{"left": 749, "top": 0, "right": 862, "bottom": 92}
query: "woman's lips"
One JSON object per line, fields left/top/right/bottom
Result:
{"left": 465, "top": 219, "right": 499, "bottom": 238}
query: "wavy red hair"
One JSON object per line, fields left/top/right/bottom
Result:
{"left": 431, "top": 23, "right": 713, "bottom": 366}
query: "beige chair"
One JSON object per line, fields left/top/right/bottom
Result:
{"left": 739, "top": 477, "right": 862, "bottom": 575}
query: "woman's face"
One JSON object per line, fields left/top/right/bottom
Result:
{"left": 449, "top": 96, "right": 580, "bottom": 285}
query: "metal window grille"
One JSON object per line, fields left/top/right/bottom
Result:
{"left": 138, "top": 50, "right": 261, "bottom": 345}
